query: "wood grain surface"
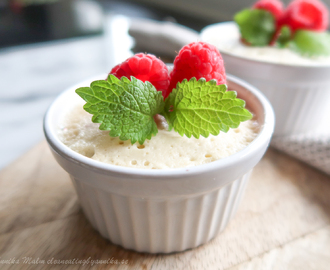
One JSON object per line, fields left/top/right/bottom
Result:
{"left": 0, "top": 141, "right": 330, "bottom": 270}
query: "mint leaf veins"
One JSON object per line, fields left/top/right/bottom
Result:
{"left": 76, "top": 74, "right": 165, "bottom": 145}
{"left": 234, "top": 9, "right": 276, "bottom": 46}
{"left": 163, "top": 78, "right": 253, "bottom": 139}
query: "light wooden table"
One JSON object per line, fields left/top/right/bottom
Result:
{"left": 1, "top": 141, "right": 330, "bottom": 270}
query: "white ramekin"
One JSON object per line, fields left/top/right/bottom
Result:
{"left": 201, "top": 22, "right": 330, "bottom": 136}
{"left": 44, "top": 74, "right": 274, "bottom": 253}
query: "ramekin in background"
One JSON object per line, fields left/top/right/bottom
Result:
{"left": 44, "top": 74, "right": 274, "bottom": 253}
{"left": 201, "top": 22, "right": 330, "bottom": 136}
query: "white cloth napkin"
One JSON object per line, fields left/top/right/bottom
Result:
{"left": 272, "top": 134, "right": 330, "bottom": 175}
{"left": 128, "top": 18, "right": 330, "bottom": 175}
{"left": 128, "top": 18, "right": 199, "bottom": 56}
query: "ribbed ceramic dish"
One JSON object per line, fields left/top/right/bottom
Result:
{"left": 201, "top": 22, "right": 330, "bottom": 136}
{"left": 44, "top": 74, "right": 274, "bottom": 253}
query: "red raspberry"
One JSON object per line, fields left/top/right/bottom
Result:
{"left": 167, "top": 42, "right": 226, "bottom": 98}
{"left": 253, "top": 0, "right": 285, "bottom": 22}
{"left": 282, "top": 0, "right": 329, "bottom": 32}
{"left": 109, "top": 53, "right": 170, "bottom": 97}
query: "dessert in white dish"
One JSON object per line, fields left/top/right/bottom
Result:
{"left": 44, "top": 41, "right": 273, "bottom": 253}
{"left": 203, "top": 22, "right": 330, "bottom": 66}
{"left": 58, "top": 102, "right": 259, "bottom": 169}
{"left": 44, "top": 74, "right": 274, "bottom": 253}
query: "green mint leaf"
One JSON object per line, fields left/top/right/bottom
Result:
{"left": 276, "top": 25, "right": 292, "bottom": 48}
{"left": 76, "top": 75, "right": 165, "bottom": 145}
{"left": 288, "top": 30, "right": 330, "bottom": 57}
{"left": 234, "top": 9, "right": 276, "bottom": 46}
{"left": 163, "top": 78, "right": 253, "bottom": 139}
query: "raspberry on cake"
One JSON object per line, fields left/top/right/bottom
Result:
{"left": 109, "top": 53, "right": 170, "bottom": 97}
{"left": 283, "top": 0, "right": 329, "bottom": 32}
{"left": 167, "top": 42, "right": 226, "bottom": 98}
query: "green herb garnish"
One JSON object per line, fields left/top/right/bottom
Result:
{"left": 76, "top": 75, "right": 164, "bottom": 145}
{"left": 289, "top": 30, "right": 330, "bottom": 57}
{"left": 164, "top": 78, "right": 252, "bottom": 138}
{"left": 276, "top": 26, "right": 292, "bottom": 48}
{"left": 234, "top": 9, "right": 276, "bottom": 46}
{"left": 76, "top": 75, "right": 253, "bottom": 144}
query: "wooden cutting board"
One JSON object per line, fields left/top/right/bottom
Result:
{"left": 0, "top": 141, "right": 330, "bottom": 270}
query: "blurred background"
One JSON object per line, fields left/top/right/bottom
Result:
{"left": 0, "top": 0, "right": 291, "bottom": 49}
{"left": 0, "top": 0, "right": 329, "bottom": 169}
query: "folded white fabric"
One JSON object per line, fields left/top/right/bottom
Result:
{"left": 128, "top": 18, "right": 199, "bottom": 56}
{"left": 272, "top": 134, "right": 330, "bottom": 175}
{"left": 128, "top": 18, "right": 330, "bottom": 175}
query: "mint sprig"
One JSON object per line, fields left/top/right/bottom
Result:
{"left": 276, "top": 26, "right": 292, "bottom": 48}
{"left": 288, "top": 30, "right": 330, "bottom": 57}
{"left": 163, "top": 78, "right": 253, "bottom": 138}
{"left": 76, "top": 76, "right": 252, "bottom": 144}
{"left": 234, "top": 9, "right": 276, "bottom": 46}
{"left": 76, "top": 74, "right": 164, "bottom": 145}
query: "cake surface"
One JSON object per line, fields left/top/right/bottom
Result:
{"left": 58, "top": 101, "right": 259, "bottom": 169}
